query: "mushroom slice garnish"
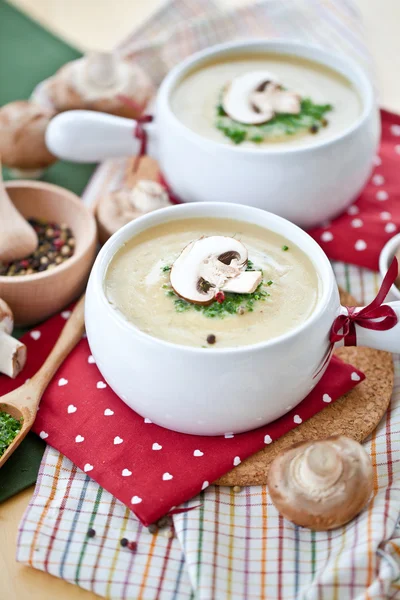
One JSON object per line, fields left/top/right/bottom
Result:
{"left": 170, "top": 236, "right": 256, "bottom": 305}
{"left": 222, "top": 71, "right": 278, "bottom": 125}
{"left": 222, "top": 270, "right": 262, "bottom": 294}
{"left": 251, "top": 81, "right": 301, "bottom": 116}
{"left": 222, "top": 71, "right": 301, "bottom": 125}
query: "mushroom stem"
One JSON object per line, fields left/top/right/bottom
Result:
{"left": 295, "top": 444, "right": 343, "bottom": 494}
{"left": 86, "top": 52, "right": 117, "bottom": 87}
{"left": 0, "top": 331, "right": 27, "bottom": 378}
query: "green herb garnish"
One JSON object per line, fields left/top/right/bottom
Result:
{"left": 166, "top": 283, "right": 270, "bottom": 318}
{"left": 282, "top": 245, "right": 289, "bottom": 251}
{"left": 162, "top": 260, "right": 270, "bottom": 317}
{"left": 246, "top": 259, "right": 254, "bottom": 270}
{"left": 0, "top": 411, "right": 22, "bottom": 457}
{"left": 215, "top": 97, "right": 332, "bottom": 145}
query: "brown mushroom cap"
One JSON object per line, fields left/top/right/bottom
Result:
{"left": 0, "top": 101, "right": 57, "bottom": 169}
{"left": 267, "top": 436, "right": 373, "bottom": 530}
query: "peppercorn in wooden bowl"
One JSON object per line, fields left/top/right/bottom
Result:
{"left": 0, "top": 181, "right": 97, "bottom": 326}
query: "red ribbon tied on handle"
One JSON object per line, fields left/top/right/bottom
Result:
{"left": 116, "top": 94, "right": 154, "bottom": 172}
{"left": 330, "top": 257, "right": 399, "bottom": 346}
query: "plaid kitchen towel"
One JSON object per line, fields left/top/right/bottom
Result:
{"left": 17, "top": 262, "right": 400, "bottom": 599}
{"left": 15, "top": 0, "right": 400, "bottom": 598}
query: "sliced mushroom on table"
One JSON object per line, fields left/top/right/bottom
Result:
{"left": 0, "top": 299, "right": 27, "bottom": 379}
{"left": 96, "top": 179, "right": 171, "bottom": 244}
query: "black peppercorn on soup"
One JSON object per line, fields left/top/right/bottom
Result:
{"left": 171, "top": 53, "right": 361, "bottom": 148}
{"left": 105, "top": 218, "right": 321, "bottom": 348}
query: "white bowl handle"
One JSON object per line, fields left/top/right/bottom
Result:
{"left": 45, "top": 110, "right": 157, "bottom": 163}
{"left": 336, "top": 301, "right": 400, "bottom": 353}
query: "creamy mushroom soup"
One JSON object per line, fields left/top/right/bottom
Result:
{"left": 105, "top": 218, "right": 320, "bottom": 348}
{"left": 171, "top": 54, "right": 362, "bottom": 148}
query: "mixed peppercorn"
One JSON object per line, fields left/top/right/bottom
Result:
{"left": 0, "top": 218, "right": 75, "bottom": 276}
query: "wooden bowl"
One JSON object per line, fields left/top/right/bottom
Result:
{"left": 0, "top": 181, "right": 97, "bottom": 326}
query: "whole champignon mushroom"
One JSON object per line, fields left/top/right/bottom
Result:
{"left": 45, "top": 52, "right": 154, "bottom": 119}
{"left": 170, "top": 236, "right": 262, "bottom": 304}
{"left": 0, "top": 101, "right": 57, "bottom": 177}
{"left": 0, "top": 298, "right": 27, "bottom": 378}
{"left": 222, "top": 71, "right": 301, "bottom": 125}
{"left": 267, "top": 436, "right": 373, "bottom": 530}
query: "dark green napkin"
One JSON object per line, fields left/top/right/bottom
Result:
{"left": 0, "top": 0, "right": 96, "bottom": 500}
{"left": 0, "top": 0, "right": 96, "bottom": 194}
{"left": 0, "top": 433, "right": 46, "bottom": 502}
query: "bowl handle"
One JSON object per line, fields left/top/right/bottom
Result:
{"left": 45, "top": 110, "right": 157, "bottom": 163}
{"left": 335, "top": 301, "right": 400, "bottom": 353}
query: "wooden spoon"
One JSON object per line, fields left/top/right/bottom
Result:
{"left": 0, "top": 162, "right": 38, "bottom": 262}
{"left": 0, "top": 295, "right": 85, "bottom": 468}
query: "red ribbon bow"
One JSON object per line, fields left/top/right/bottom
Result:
{"left": 117, "top": 94, "right": 154, "bottom": 172}
{"left": 330, "top": 257, "right": 398, "bottom": 346}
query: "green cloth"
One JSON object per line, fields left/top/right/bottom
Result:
{"left": 0, "top": 0, "right": 96, "bottom": 194}
{"left": 0, "top": 0, "right": 96, "bottom": 499}
{"left": 0, "top": 433, "right": 46, "bottom": 502}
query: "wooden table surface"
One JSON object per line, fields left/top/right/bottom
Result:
{"left": 1, "top": 1, "right": 400, "bottom": 599}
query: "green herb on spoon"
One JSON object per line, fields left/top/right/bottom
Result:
{"left": 0, "top": 411, "right": 22, "bottom": 457}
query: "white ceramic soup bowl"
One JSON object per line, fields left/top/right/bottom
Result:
{"left": 85, "top": 203, "right": 400, "bottom": 436}
{"left": 46, "top": 39, "right": 380, "bottom": 229}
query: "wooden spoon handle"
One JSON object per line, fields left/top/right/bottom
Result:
{"left": 28, "top": 295, "right": 86, "bottom": 404}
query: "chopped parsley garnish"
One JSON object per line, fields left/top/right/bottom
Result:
{"left": 282, "top": 245, "right": 289, "bottom": 251}
{"left": 162, "top": 259, "right": 270, "bottom": 317}
{"left": 215, "top": 97, "right": 332, "bottom": 145}
{"left": 0, "top": 411, "right": 22, "bottom": 457}
{"left": 246, "top": 259, "right": 254, "bottom": 270}
{"left": 166, "top": 283, "right": 270, "bottom": 318}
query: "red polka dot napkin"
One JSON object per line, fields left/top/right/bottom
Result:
{"left": 309, "top": 110, "right": 400, "bottom": 270}
{"left": 0, "top": 310, "right": 365, "bottom": 525}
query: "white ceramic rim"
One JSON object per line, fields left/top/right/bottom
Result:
{"left": 379, "top": 233, "right": 400, "bottom": 300}
{"left": 93, "top": 202, "right": 336, "bottom": 355}
{"left": 0, "top": 180, "right": 97, "bottom": 283}
{"left": 157, "top": 38, "right": 374, "bottom": 155}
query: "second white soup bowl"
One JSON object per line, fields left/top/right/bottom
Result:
{"left": 85, "top": 203, "right": 400, "bottom": 436}
{"left": 46, "top": 39, "right": 380, "bottom": 228}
